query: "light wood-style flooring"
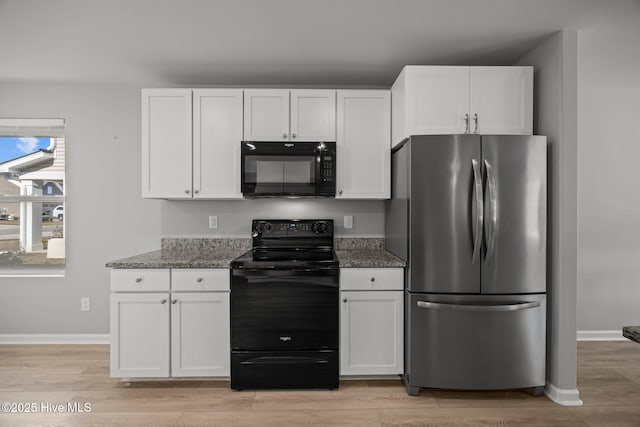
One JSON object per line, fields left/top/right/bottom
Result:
{"left": 0, "top": 341, "right": 639, "bottom": 426}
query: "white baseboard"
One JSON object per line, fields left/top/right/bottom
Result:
{"left": 577, "top": 330, "right": 625, "bottom": 341}
{"left": 545, "top": 382, "right": 583, "bottom": 406}
{"left": 0, "top": 334, "right": 109, "bottom": 344}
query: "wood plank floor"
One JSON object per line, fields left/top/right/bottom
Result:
{"left": 0, "top": 341, "right": 639, "bottom": 426}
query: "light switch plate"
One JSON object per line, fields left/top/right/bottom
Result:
{"left": 344, "top": 215, "right": 353, "bottom": 229}
{"left": 209, "top": 216, "right": 218, "bottom": 229}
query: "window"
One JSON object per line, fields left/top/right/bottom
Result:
{"left": 0, "top": 119, "right": 65, "bottom": 276}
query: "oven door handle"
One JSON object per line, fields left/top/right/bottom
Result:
{"left": 240, "top": 356, "right": 329, "bottom": 365}
{"left": 232, "top": 268, "right": 339, "bottom": 275}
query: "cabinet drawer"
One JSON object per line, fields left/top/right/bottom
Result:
{"left": 171, "top": 269, "right": 230, "bottom": 291}
{"left": 111, "top": 269, "right": 170, "bottom": 292}
{"left": 340, "top": 268, "right": 403, "bottom": 291}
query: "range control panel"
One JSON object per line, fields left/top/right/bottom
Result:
{"left": 252, "top": 219, "right": 334, "bottom": 238}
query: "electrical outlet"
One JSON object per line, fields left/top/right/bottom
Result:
{"left": 81, "top": 297, "right": 90, "bottom": 311}
{"left": 209, "top": 215, "right": 218, "bottom": 229}
{"left": 344, "top": 215, "right": 353, "bottom": 229}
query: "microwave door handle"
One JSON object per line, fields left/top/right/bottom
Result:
{"left": 315, "top": 151, "right": 322, "bottom": 195}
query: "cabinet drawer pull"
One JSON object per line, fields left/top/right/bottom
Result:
{"left": 196, "top": 278, "right": 203, "bottom": 283}
{"left": 370, "top": 277, "right": 375, "bottom": 282}
{"left": 135, "top": 278, "right": 143, "bottom": 283}
{"left": 473, "top": 113, "right": 479, "bottom": 134}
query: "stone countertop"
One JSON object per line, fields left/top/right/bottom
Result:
{"left": 105, "top": 249, "right": 249, "bottom": 269}
{"left": 106, "top": 237, "right": 405, "bottom": 269}
{"left": 336, "top": 249, "right": 405, "bottom": 268}
{"left": 106, "top": 248, "right": 405, "bottom": 269}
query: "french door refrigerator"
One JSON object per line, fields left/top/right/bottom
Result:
{"left": 385, "top": 134, "right": 547, "bottom": 396}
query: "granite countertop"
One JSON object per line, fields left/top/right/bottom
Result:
{"left": 105, "top": 238, "right": 251, "bottom": 269}
{"left": 105, "top": 249, "right": 248, "bottom": 269}
{"left": 336, "top": 250, "right": 405, "bottom": 268}
{"left": 106, "top": 237, "right": 406, "bottom": 269}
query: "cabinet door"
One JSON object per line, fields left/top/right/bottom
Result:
{"left": 336, "top": 90, "right": 391, "bottom": 199}
{"left": 290, "top": 90, "right": 336, "bottom": 141}
{"left": 142, "top": 89, "right": 193, "bottom": 198}
{"left": 110, "top": 293, "right": 170, "bottom": 377}
{"left": 193, "top": 89, "right": 243, "bottom": 199}
{"left": 243, "top": 89, "right": 290, "bottom": 141}
{"left": 171, "top": 292, "right": 230, "bottom": 377}
{"left": 404, "top": 66, "right": 469, "bottom": 136}
{"left": 340, "top": 290, "right": 403, "bottom": 376}
{"left": 469, "top": 66, "right": 533, "bottom": 135}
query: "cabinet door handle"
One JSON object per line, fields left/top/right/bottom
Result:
{"left": 194, "top": 190, "right": 199, "bottom": 194}
{"left": 464, "top": 113, "right": 469, "bottom": 134}
{"left": 160, "top": 299, "right": 167, "bottom": 304}
{"left": 196, "top": 278, "right": 203, "bottom": 283}
{"left": 292, "top": 133, "right": 297, "bottom": 138}
{"left": 135, "top": 278, "right": 143, "bottom": 283}
{"left": 338, "top": 190, "right": 343, "bottom": 196}
{"left": 343, "top": 298, "right": 347, "bottom": 303}
{"left": 283, "top": 133, "right": 288, "bottom": 139}
{"left": 184, "top": 189, "right": 190, "bottom": 194}
{"left": 370, "top": 277, "right": 375, "bottom": 282}
{"left": 473, "top": 113, "right": 479, "bottom": 134}
{"left": 171, "top": 299, "right": 178, "bottom": 304}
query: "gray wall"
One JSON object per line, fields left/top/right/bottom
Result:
{"left": 517, "top": 30, "right": 579, "bottom": 392}
{"left": 0, "top": 83, "right": 384, "bottom": 334}
{"left": 161, "top": 199, "right": 384, "bottom": 237}
{"left": 576, "top": 1, "right": 640, "bottom": 331}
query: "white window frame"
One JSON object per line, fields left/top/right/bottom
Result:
{"left": 0, "top": 118, "right": 66, "bottom": 277}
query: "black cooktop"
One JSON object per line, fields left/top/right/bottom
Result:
{"left": 231, "top": 219, "right": 338, "bottom": 270}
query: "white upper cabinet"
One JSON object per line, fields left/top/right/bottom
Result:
{"left": 391, "top": 66, "right": 533, "bottom": 147}
{"left": 142, "top": 89, "right": 193, "bottom": 198}
{"left": 193, "top": 89, "right": 243, "bottom": 199}
{"left": 290, "top": 90, "right": 336, "bottom": 141}
{"left": 336, "top": 90, "right": 391, "bottom": 199}
{"left": 142, "top": 88, "right": 243, "bottom": 199}
{"left": 243, "top": 89, "right": 290, "bottom": 141}
{"left": 469, "top": 67, "right": 533, "bottom": 135}
{"left": 244, "top": 89, "right": 336, "bottom": 141}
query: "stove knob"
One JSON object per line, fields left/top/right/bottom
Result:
{"left": 312, "top": 222, "right": 328, "bottom": 234}
{"left": 264, "top": 223, "right": 273, "bottom": 233}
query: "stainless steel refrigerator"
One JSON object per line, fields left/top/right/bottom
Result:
{"left": 385, "top": 134, "right": 547, "bottom": 396}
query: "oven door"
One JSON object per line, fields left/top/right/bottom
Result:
{"left": 231, "top": 268, "right": 339, "bottom": 351}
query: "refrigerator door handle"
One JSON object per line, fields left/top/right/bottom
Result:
{"left": 416, "top": 300, "right": 540, "bottom": 312}
{"left": 471, "top": 158, "right": 483, "bottom": 264}
{"left": 484, "top": 159, "right": 497, "bottom": 261}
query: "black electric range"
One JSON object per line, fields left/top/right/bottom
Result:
{"left": 230, "top": 219, "right": 340, "bottom": 390}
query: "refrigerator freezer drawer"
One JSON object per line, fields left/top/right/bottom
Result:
{"left": 406, "top": 293, "right": 545, "bottom": 391}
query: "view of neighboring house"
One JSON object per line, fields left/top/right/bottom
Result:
{"left": 0, "top": 137, "right": 65, "bottom": 252}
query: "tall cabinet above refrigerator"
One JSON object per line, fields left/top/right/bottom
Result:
{"left": 385, "top": 134, "right": 547, "bottom": 396}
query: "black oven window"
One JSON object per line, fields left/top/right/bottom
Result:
{"left": 244, "top": 155, "right": 316, "bottom": 194}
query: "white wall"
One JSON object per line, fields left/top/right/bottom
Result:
{"left": 0, "top": 83, "right": 159, "bottom": 334}
{"left": 576, "top": 1, "right": 640, "bottom": 332}
{"left": 0, "top": 83, "right": 384, "bottom": 334}
{"left": 517, "top": 30, "right": 579, "bottom": 398}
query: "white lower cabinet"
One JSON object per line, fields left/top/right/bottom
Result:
{"left": 340, "top": 268, "right": 404, "bottom": 376}
{"left": 110, "top": 268, "right": 230, "bottom": 378}
{"left": 170, "top": 292, "right": 230, "bottom": 377}
{"left": 110, "top": 292, "right": 170, "bottom": 377}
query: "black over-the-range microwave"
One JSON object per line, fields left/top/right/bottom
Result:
{"left": 241, "top": 141, "right": 336, "bottom": 198}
